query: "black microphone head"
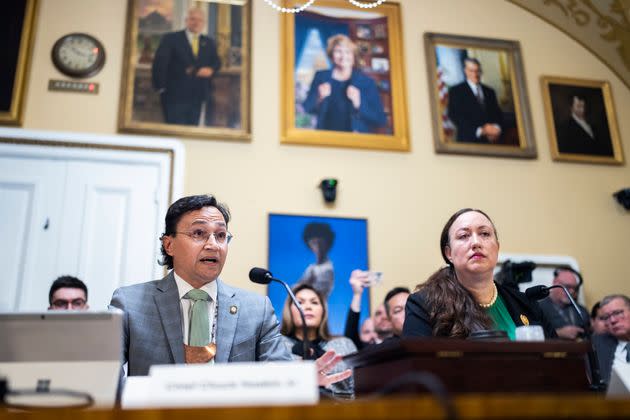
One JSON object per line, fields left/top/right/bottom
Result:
{"left": 525, "top": 285, "right": 550, "bottom": 301}
{"left": 249, "top": 267, "right": 273, "bottom": 285}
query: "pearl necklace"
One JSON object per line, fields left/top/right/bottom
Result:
{"left": 479, "top": 283, "right": 498, "bottom": 308}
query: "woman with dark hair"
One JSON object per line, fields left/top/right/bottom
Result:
{"left": 298, "top": 222, "right": 335, "bottom": 299}
{"left": 281, "top": 284, "right": 357, "bottom": 395}
{"left": 403, "top": 208, "right": 556, "bottom": 339}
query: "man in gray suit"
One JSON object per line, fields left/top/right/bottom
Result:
{"left": 110, "top": 194, "right": 349, "bottom": 386}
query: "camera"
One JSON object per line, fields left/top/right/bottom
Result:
{"left": 319, "top": 178, "right": 338, "bottom": 203}
{"left": 496, "top": 260, "right": 536, "bottom": 290}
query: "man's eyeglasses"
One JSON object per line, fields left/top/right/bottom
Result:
{"left": 600, "top": 309, "right": 626, "bottom": 323}
{"left": 51, "top": 299, "right": 87, "bottom": 309}
{"left": 176, "top": 229, "right": 233, "bottom": 245}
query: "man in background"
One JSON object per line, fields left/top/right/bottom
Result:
{"left": 592, "top": 295, "right": 630, "bottom": 386}
{"left": 538, "top": 268, "right": 590, "bottom": 339}
{"left": 48, "top": 275, "right": 89, "bottom": 310}
{"left": 152, "top": 7, "right": 221, "bottom": 126}
{"left": 447, "top": 57, "right": 504, "bottom": 143}
{"left": 557, "top": 94, "right": 613, "bottom": 156}
{"left": 384, "top": 287, "right": 410, "bottom": 338}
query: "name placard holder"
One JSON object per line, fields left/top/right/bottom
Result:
{"left": 122, "top": 361, "right": 319, "bottom": 409}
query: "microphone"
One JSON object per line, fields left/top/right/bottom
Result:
{"left": 525, "top": 284, "right": 605, "bottom": 391}
{"left": 248, "top": 268, "right": 312, "bottom": 360}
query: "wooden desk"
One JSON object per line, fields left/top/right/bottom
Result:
{"left": 2, "top": 394, "right": 630, "bottom": 420}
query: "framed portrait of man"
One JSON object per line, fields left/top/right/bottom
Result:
{"left": 118, "top": 0, "right": 250, "bottom": 140}
{"left": 267, "top": 213, "right": 370, "bottom": 336}
{"left": 0, "top": 0, "right": 37, "bottom": 126}
{"left": 425, "top": 32, "right": 536, "bottom": 158}
{"left": 541, "top": 76, "right": 623, "bottom": 165}
{"left": 281, "top": 0, "right": 409, "bottom": 151}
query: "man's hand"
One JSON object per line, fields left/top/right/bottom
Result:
{"left": 556, "top": 325, "right": 584, "bottom": 340}
{"left": 347, "top": 85, "right": 361, "bottom": 109}
{"left": 196, "top": 67, "right": 214, "bottom": 78}
{"left": 481, "top": 124, "right": 501, "bottom": 143}
{"left": 316, "top": 350, "right": 352, "bottom": 388}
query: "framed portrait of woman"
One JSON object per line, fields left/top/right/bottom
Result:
{"left": 118, "top": 0, "right": 250, "bottom": 140}
{"left": 425, "top": 32, "right": 536, "bottom": 158}
{"left": 281, "top": 0, "right": 409, "bottom": 151}
{"left": 267, "top": 213, "right": 370, "bottom": 336}
{"left": 0, "top": 0, "right": 37, "bottom": 126}
{"left": 541, "top": 76, "right": 623, "bottom": 165}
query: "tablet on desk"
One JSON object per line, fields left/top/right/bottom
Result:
{"left": 0, "top": 310, "right": 122, "bottom": 408}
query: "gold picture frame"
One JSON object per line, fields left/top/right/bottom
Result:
{"left": 0, "top": 0, "right": 38, "bottom": 126}
{"left": 281, "top": 0, "right": 409, "bottom": 151}
{"left": 118, "top": 0, "right": 251, "bottom": 140}
{"left": 425, "top": 32, "right": 536, "bottom": 158}
{"left": 541, "top": 76, "right": 624, "bottom": 165}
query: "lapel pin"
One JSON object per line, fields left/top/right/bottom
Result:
{"left": 230, "top": 305, "right": 238, "bottom": 314}
{"left": 520, "top": 314, "right": 530, "bottom": 325}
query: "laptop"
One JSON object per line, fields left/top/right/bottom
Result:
{"left": 0, "top": 310, "right": 122, "bottom": 408}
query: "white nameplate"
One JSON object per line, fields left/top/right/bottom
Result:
{"left": 607, "top": 363, "right": 630, "bottom": 398}
{"left": 122, "top": 361, "right": 318, "bottom": 409}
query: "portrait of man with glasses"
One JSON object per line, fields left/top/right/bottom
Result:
{"left": 48, "top": 275, "right": 89, "bottom": 310}
{"left": 591, "top": 294, "right": 630, "bottom": 387}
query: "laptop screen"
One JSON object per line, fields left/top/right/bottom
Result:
{"left": 0, "top": 310, "right": 122, "bottom": 408}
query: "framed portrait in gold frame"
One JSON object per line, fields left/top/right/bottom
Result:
{"left": 281, "top": 0, "right": 409, "bottom": 151}
{"left": 425, "top": 32, "right": 536, "bottom": 158}
{"left": 118, "top": 0, "right": 250, "bottom": 140}
{"left": 541, "top": 76, "right": 623, "bottom": 165}
{"left": 0, "top": 0, "right": 38, "bottom": 126}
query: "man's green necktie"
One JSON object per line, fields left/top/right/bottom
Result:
{"left": 184, "top": 289, "right": 209, "bottom": 346}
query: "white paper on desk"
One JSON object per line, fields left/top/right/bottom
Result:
{"left": 122, "top": 361, "right": 319, "bottom": 409}
{"left": 607, "top": 363, "right": 630, "bottom": 398}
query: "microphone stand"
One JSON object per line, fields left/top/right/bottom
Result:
{"left": 548, "top": 285, "right": 606, "bottom": 391}
{"left": 266, "top": 274, "right": 311, "bottom": 360}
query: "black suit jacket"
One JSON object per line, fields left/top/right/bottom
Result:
{"left": 402, "top": 282, "right": 557, "bottom": 339}
{"left": 558, "top": 117, "right": 613, "bottom": 156}
{"left": 152, "top": 30, "right": 221, "bottom": 123}
{"left": 591, "top": 333, "right": 619, "bottom": 385}
{"left": 447, "top": 82, "right": 504, "bottom": 143}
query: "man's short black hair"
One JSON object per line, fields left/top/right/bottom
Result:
{"left": 160, "top": 194, "right": 231, "bottom": 269}
{"left": 591, "top": 301, "right": 601, "bottom": 319}
{"left": 49, "top": 275, "right": 88, "bottom": 305}
{"left": 384, "top": 286, "right": 410, "bottom": 314}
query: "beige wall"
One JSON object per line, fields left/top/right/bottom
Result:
{"left": 23, "top": 0, "right": 630, "bottom": 309}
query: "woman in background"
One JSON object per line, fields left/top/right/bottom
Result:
{"left": 403, "top": 208, "right": 556, "bottom": 339}
{"left": 281, "top": 284, "right": 357, "bottom": 396}
{"left": 303, "top": 34, "right": 386, "bottom": 133}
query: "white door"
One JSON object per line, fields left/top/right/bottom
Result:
{"left": 0, "top": 132, "right": 180, "bottom": 312}
{"left": 0, "top": 157, "right": 67, "bottom": 311}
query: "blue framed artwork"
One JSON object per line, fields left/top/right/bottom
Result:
{"left": 268, "top": 213, "right": 370, "bottom": 335}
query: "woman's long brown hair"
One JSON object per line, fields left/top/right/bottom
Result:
{"left": 280, "top": 284, "right": 332, "bottom": 341}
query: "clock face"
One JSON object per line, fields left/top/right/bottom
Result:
{"left": 52, "top": 33, "right": 106, "bottom": 78}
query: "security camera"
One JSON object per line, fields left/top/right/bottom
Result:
{"left": 319, "top": 179, "right": 338, "bottom": 203}
{"left": 613, "top": 188, "right": 630, "bottom": 210}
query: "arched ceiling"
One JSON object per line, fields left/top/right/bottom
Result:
{"left": 508, "top": 0, "right": 630, "bottom": 89}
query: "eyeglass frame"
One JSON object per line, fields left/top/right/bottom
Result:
{"left": 174, "top": 229, "right": 233, "bottom": 245}
{"left": 600, "top": 308, "right": 626, "bottom": 323}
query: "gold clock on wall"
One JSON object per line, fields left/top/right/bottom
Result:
{"left": 51, "top": 33, "right": 106, "bottom": 79}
